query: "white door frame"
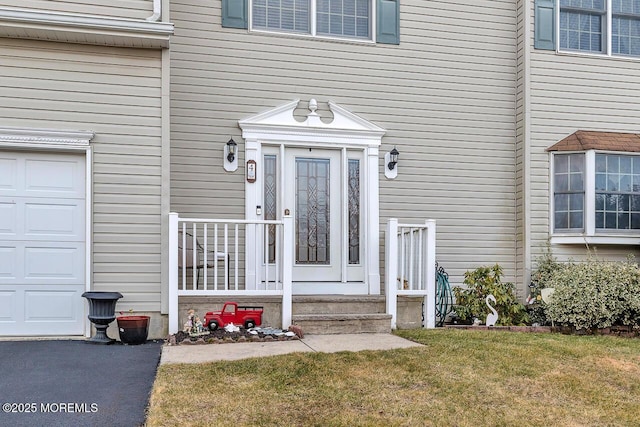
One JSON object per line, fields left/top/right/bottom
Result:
{"left": 0, "top": 127, "right": 94, "bottom": 336}
{"left": 239, "top": 99, "right": 385, "bottom": 295}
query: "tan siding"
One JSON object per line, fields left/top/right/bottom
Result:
{"left": 170, "top": 0, "right": 518, "bottom": 289}
{"left": 0, "top": 38, "right": 163, "bottom": 309}
{"left": 529, "top": 10, "right": 640, "bottom": 264}
{"left": 0, "top": 0, "right": 153, "bottom": 20}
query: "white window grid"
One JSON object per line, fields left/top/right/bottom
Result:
{"left": 249, "top": 0, "right": 375, "bottom": 42}
{"left": 557, "top": 0, "right": 640, "bottom": 57}
{"left": 551, "top": 150, "right": 640, "bottom": 236}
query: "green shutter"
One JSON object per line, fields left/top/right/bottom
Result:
{"left": 534, "top": 0, "right": 556, "bottom": 50}
{"left": 222, "top": 0, "right": 247, "bottom": 29}
{"left": 377, "top": 0, "right": 400, "bottom": 45}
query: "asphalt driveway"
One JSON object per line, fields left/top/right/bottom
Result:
{"left": 0, "top": 339, "right": 162, "bottom": 427}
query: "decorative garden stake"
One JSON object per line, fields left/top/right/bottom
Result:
{"left": 485, "top": 294, "right": 498, "bottom": 327}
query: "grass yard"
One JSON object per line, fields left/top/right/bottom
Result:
{"left": 146, "top": 329, "right": 640, "bottom": 426}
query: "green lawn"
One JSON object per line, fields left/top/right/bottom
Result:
{"left": 146, "top": 329, "right": 640, "bottom": 426}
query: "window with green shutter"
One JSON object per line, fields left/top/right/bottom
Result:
{"left": 535, "top": 0, "right": 640, "bottom": 58}
{"left": 222, "top": 0, "right": 399, "bottom": 44}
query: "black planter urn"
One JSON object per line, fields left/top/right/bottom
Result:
{"left": 82, "top": 291, "right": 123, "bottom": 344}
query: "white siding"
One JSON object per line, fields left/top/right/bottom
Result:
{"left": 170, "top": 0, "right": 519, "bottom": 289}
{"left": 0, "top": 38, "right": 163, "bottom": 311}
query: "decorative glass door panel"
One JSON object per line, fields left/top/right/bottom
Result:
{"left": 296, "top": 158, "right": 331, "bottom": 264}
{"left": 285, "top": 149, "right": 342, "bottom": 282}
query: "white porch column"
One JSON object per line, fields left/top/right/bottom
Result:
{"left": 424, "top": 219, "right": 437, "bottom": 329}
{"left": 281, "top": 213, "right": 293, "bottom": 329}
{"left": 367, "top": 146, "right": 381, "bottom": 294}
{"left": 244, "top": 139, "right": 260, "bottom": 289}
{"left": 168, "top": 212, "right": 179, "bottom": 334}
{"left": 385, "top": 218, "right": 398, "bottom": 329}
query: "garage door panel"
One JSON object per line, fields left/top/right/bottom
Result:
{"left": 0, "top": 157, "right": 17, "bottom": 192}
{"left": 0, "top": 242, "right": 84, "bottom": 284}
{"left": 24, "top": 245, "right": 84, "bottom": 282}
{"left": 24, "top": 200, "right": 84, "bottom": 238}
{"left": 0, "top": 201, "right": 17, "bottom": 234}
{"left": 25, "top": 290, "right": 80, "bottom": 321}
{"left": 0, "top": 197, "right": 84, "bottom": 241}
{"left": 0, "top": 247, "right": 16, "bottom": 279}
{"left": 0, "top": 291, "right": 16, "bottom": 321}
{"left": 0, "top": 151, "right": 86, "bottom": 336}
{"left": 24, "top": 158, "right": 84, "bottom": 197}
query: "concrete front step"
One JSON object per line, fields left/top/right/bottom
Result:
{"left": 292, "top": 313, "right": 392, "bottom": 335}
{"left": 292, "top": 295, "right": 386, "bottom": 315}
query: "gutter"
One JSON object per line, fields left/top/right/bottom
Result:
{"left": 146, "top": 0, "right": 161, "bottom": 22}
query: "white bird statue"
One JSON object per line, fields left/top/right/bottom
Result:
{"left": 485, "top": 294, "right": 499, "bottom": 327}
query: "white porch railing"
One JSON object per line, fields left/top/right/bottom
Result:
{"left": 168, "top": 212, "right": 293, "bottom": 334}
{"left": 385, "top": 218, "right": 436, "bottom": 329}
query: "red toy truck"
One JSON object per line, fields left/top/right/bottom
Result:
{"left": 203, "top": 302, "right": 263, "bottom": 331}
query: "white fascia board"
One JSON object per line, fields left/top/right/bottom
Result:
{"left": 0, "top": 126, "right": 95, "bottom": 148}
{"left": 0, "top": 7, "right": 173, "bottom": 48}
{"left": 240, "top": 125, "right": 384, "bottom": 147}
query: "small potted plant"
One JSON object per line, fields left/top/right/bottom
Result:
{"left": 117, "top": 311, "right": 150, "bottom": 345}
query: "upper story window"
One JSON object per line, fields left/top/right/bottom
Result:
{"left": 221, "top": 0, "right": 399, "bottom": 45}
{"left": 548, "top": 131, "right": 640, "bottom": 244}
{"left": 536, "top": 0, "right": 640, "bottom": 57}
{"left": 559, "top": 0, "right": 605, "bottom": 52}
{"left": 252, "top": 0, "right": 371, "bottom": 40}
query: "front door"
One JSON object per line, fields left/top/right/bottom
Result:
{"left": 285, "top": 149, "right": 342, "bottom": 282}
{"left": 262, "top": 147, "right": 365, "bottom": 294}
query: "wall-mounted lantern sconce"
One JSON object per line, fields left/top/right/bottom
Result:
{"left": 224, "top": 137, "right": 238, "bottom": 172}
{"left": 384, "top": 147, "right": 399, "bottom": 179}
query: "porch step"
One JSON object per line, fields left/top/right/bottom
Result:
{"left": 292, "top": 313, "right": 392, "bottom": 335}
{"left": 292, "top": 295, "right": 386, "bottom": 315}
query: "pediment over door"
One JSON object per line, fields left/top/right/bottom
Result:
{"left": 239, "top": 99, "right": 385, "bottom": 147}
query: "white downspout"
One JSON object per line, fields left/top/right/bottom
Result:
{"left": 146, "top": 0, "right": 161, "bottom": 21}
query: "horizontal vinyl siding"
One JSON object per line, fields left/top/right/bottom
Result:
{"left": 0, "top": 0, "right": 153, "bottom": 20}
{"left": 529, "top": 14, "right": 640, "bottom": 264}
{"left": 0, "top": 38, "right": 163, "bottom": 311}
{"left": 170, "top": 0, "right": 518, "bottom": 289}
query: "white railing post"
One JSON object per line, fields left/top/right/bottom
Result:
{"left": 281, "top": 213, "right": 293, "bottom": 329}
{"left": 168, "top": 212, "right": 179, "bottom": 334}
{"left": 385, "top": 218, "right": 398, "bottom": 329}
{"left": 424, "top": 219, "right": 437, "bottom": 329}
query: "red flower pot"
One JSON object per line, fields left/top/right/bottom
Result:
{"left": 117, "top": 316, "right": 150, "bottom": 345}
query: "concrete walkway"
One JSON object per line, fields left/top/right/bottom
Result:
{"left": 161, "top": 333, "right": 423, "bottom": 364}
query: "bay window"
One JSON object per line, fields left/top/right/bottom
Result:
{"left": 552, "top": 150, "right": 640, "bottom": 243}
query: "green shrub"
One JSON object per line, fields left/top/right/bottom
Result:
{"left": 527, "top": 245, "right": 565, "bottom": 325}
{"left": 545, "top": 257, "right": 640, "bottom": 331}
{"left": 453, "top": 264, "right": 529, "bottom": 326}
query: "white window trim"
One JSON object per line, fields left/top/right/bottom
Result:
{"left": 550, "top": 149, "right": 640, "bottom": 245}
{"left": 248, "top": 0, "right": 377, "bottom": 44}
{"left": 555, "top": 0, "right": 640, "bottom": 60}
{"left": 238, "top": 99, "right": 385, "bottom": 294}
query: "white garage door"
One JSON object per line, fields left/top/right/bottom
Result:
{"left": 0, "top": 151, "right": 86, "bottom": 336}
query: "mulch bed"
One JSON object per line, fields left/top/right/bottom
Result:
{"left": 166, "top": 328, "right": 302, "bottom": 345}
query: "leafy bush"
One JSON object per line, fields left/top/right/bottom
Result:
{"left": 453, "top": 264, "right": 529, "bottom": 326}
{"left": 545, "top": 257, "right": 640, "bottom": 331}
{"left": 527, "top": 245, "right": 565, "bottom": 325}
